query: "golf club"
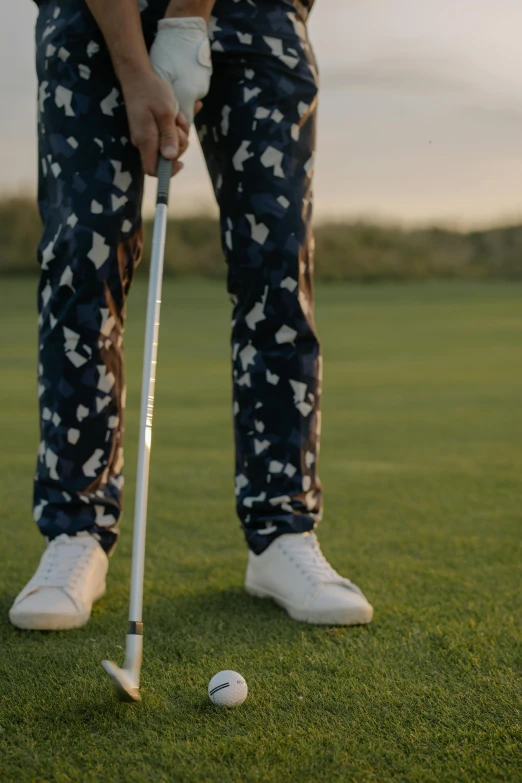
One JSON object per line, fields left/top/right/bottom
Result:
{"left": 102, "top": 155, "right": 173, "bottom": 702}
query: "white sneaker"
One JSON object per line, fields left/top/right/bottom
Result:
{"left": 9, "top": 533, "right": 108, "bottom": 631}
{"left": 245, "top": 533, "right": 373, "bottom": 625}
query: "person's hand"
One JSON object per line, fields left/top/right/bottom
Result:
{"left": 149, "top": 17, "right": 212, "bottom": 124}
{"left": 120, "top": 67, "right": 189, "bottom": 176}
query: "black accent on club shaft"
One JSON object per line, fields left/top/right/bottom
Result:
{"left": 128, "top": 621, "right": 144, "bottom": 636}
{"left": 156, "top": 155, "right": 173, "bottom": 206}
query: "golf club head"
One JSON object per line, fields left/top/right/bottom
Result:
{"left": 101, "top": 659, "right": 141, "bottom": 702}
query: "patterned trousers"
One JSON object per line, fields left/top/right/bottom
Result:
{"left": 34, "top": 0, "right": 322, "bottom": 555}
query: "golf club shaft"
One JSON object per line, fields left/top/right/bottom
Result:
{"left": 128, "top": 156, "right": 172, "bottom": 631}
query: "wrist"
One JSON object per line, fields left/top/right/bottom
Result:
{"left": 115, "top": 54, "right": 154, "bottom": 88}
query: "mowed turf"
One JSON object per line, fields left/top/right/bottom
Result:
{"left": 0, "top": 279, "right": 520, "bottom": 783}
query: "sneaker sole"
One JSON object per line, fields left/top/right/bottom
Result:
{"left": 9, "top": 582, "right": 106, "bottom": 632}
{"left": 245, "top": 584, "right": 373, "bottom": 626}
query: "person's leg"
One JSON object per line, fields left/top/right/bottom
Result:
{"left": 197, "top": 0, "right": 322, "bottom": 555}
{"left": 196, "top": 0, "right": 372, "bottom": 624}
{"left": 10, "top": 0, "right": 173, "bottom": 631}
{"left": 33, "top": 0, "right": 168, "bottom": 553}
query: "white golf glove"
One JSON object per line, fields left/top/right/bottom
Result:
{"left": 150, "top": 17, "right": 212, "bottom": 124}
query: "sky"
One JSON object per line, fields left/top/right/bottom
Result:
{"left": 2, "top": 0, "right": 522, "bottom": 226}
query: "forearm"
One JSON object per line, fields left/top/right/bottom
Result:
{"left": 85, "top": 0, "right": 151, "bottom": 83}
{"left": 86, "top": 0, "right": 214, "bottom": 82}
{"left": 86, "top": 0, "right": 212, "bottom": 175}
{"left": 165, "top": 0, "right": 215, "bottom": 22}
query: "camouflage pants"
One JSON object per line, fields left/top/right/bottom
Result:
{"left": 35, "top": 0, "right": 322, "bottom": 555}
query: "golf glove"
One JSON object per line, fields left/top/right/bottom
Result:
{"left": 150, "top": 17, "right": 212, "bottom": 124}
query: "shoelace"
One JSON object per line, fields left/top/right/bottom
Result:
{"left": 280, "top": 534, "right": 361, "bottom": 593}
{"left": 37, "top": 535, "right": 91, "bottom": 589}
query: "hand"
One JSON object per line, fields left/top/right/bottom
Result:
{"left": 149, "top": 17, "right": 212, "bottom": 124}
{"left": 121, "top": 67, "right": 190, "bottom": 176}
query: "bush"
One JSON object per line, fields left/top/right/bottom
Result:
{"left": 1, "top": 197, "right": 521, "bottom": 281}
{"left": 0, "top": 198, "right": 44, "bottom": 276}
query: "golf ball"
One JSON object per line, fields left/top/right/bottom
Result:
{"left": 208, "top": 670, "right": 248, "bottom": 707}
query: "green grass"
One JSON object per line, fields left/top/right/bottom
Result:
{"left": 0, "top": 280, "right": 521, "bottom": 782}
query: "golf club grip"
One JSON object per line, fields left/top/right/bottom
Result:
{"left": 157, "top": 155, "right": 173, "bottom": 205}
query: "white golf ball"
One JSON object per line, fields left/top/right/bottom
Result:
{"left": 208, "top": 670, "right": 248, "bottom": 707}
